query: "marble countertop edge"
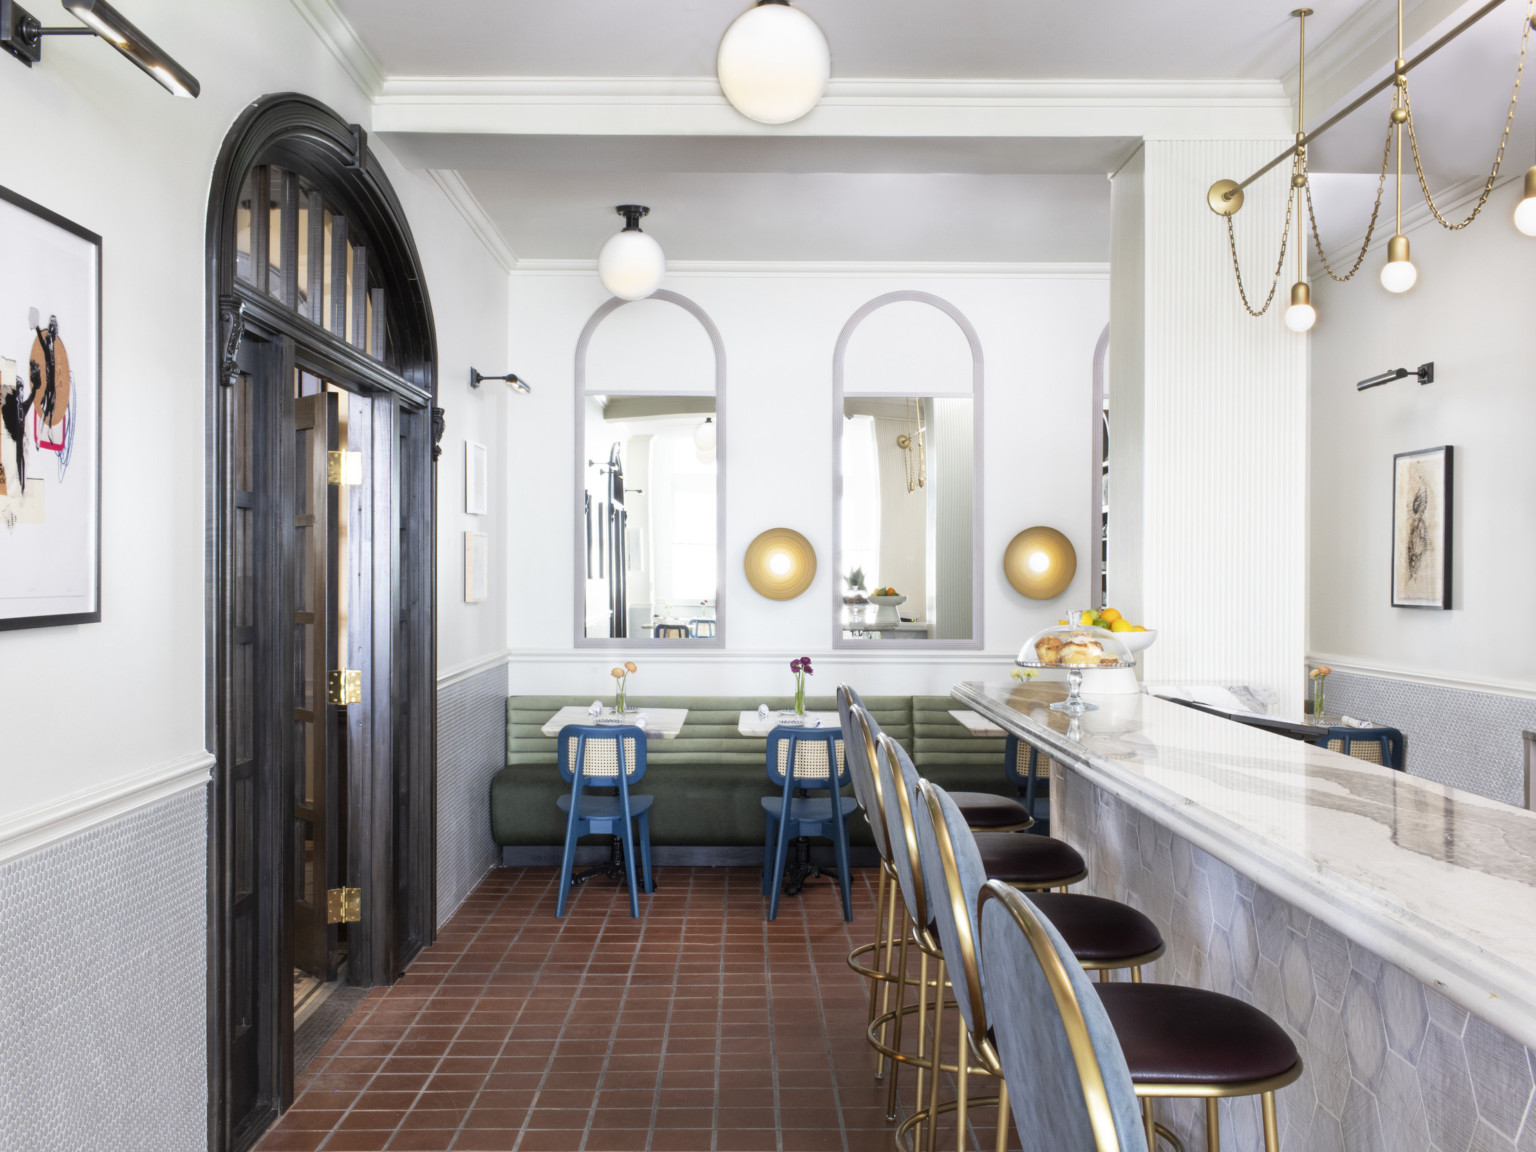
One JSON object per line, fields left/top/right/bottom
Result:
{"left": 953, "top": 682, "right": 1536, "bottom": 1051}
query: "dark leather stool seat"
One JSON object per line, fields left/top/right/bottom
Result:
{"left": 1028, "top": 893, "right": 1164, "bottom": 966}
{"left": 952, "top": 791, "right": 1033, "bottom": 831}
{"left": 1095, "top": 982, "right": 1302, "bottom": 1087}
{"left": 975, "top": 831, "right": 1087, "bottom": 887}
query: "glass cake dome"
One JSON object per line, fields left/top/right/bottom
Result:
{"left": 1016, "top": 619, "right": 1134, "bottom": 714}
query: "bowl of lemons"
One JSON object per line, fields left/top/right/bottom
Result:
{"left": 1074, "top": 608, "right": 1156, "bottom": 655}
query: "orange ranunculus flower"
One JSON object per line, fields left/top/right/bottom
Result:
{"left": 625, "top": 661, "right": 638, "bottom": 673}
{"left": 611, "top": 668, "right": 624, "bottom": 678}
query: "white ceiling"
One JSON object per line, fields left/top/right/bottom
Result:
{"left": 331, "top": 0, "right": 1536, "bottom": 262}
{"left": 337, "top": 0, "right": 1375, "bottom": 82}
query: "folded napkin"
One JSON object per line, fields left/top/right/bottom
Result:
{"left": 588, "top": 700, "right": 603, "bottom": 717}
{"left": 1340, "top": 715, "right": 1376, "bottom": 729}
{"left": 633, "top": 716, "right": 648, "bottom": 729}
{"left": 757, "top": 703, "right": 769, "bottom": 720}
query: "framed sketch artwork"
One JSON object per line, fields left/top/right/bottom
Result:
{"left": 465, "top": 440, "right": 488, "bottom": 515}
{"left": 1392, "top": 445, "right": 1453, "bottom": 610}
{"left": 0, "top": 185, "right": 102, "bottom": 630}
{"left": 465, "top": 531, "right": 489, "bottom": 603}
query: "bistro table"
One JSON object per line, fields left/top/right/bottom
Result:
{"left": 947, "top": 708, "right": 1006, "bottom": 737}
{"left": 737, "top": 710, "right": 840, "bottom": 737}
{"left": 541, "top": 706, "right": 690, "bottom": 739}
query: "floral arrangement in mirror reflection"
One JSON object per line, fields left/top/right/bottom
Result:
{"left": 1309, "top": 664, "right": 1332, "bottom": 719}
{"left": 610, "top": 661, "right": 638, "bottom": 715}
{"left": 789, "top": 656, "right": 814, "bottom": 716}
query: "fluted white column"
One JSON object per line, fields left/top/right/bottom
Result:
{"left": 1110, "top": 139, "right": 1307, "bottom": 711}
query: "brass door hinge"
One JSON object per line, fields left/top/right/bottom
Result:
{"left": 326, "top": 887, "right": 361, "bottom": 924}
{"left": 327, "top": 669, "right": 362, "bottom": 706}
{"left": 328, "top": 450, "right": 363, "bottom": 486}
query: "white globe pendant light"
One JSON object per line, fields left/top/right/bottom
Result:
{"left": 598, "top": 205, "right": 666, "bottom": 301}
{"left": 694, "top": 417, "right": 716, "bottom": 453}
{"left": 717, "top": 0, "right": 831, "bottom": 125}
{"left": 1514, "top": 166, "right": 1536, "bottom": 236}
{"left": 1379, "top": 233, "right": 1417, "bottom": 294}
{"left": 1283, "top": 281, "right": 1317, "bottom": 333}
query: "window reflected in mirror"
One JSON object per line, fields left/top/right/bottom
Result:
{"left": 840, "top": 396, "right": 974, "bottom": 640}
{"left": 583, "top": 397, "right": 718, "bottom": 640}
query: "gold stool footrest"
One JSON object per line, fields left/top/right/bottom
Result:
{"left": 894, "top": 1094, "right": 1002, "bottom": 1152}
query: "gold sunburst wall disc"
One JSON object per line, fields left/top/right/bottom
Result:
{"left": 744, "top": 528, "right": 817, "bottom": 601}
{"left": 1003, "top": 527, "right": 1077, "bottom": 599}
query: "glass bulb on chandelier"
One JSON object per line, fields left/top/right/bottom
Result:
{"left": 599, "top": 206, "right": 665, "bottom": 301}
{"left": 1515, "top": 166, "right": 1536, "bottom": 236}
{"left": 1380, "top": 233, "right": 1417, "bottom": 293}
{"left": 1284, "top": 281, "right": 1317, "bottom": 332}
{"left": 694, "top": 418, "right": 716, "bottom": 452}
{"left": 716, "top": 0, "right": 831, "bottom": 125}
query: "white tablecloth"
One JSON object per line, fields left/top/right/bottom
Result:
{"left": 736, "top": 710, "right": 840, "bottom": 737}
{"left": 540, "top": 706, "right": 689, "bottom": 739}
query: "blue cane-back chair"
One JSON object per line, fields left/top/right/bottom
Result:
{"left": 761, "top": 725, "right": 855, "bottom": 922}
{"left": 1313, "top": 725, "right": 1405, "bottom": 771}
{"left": 1004, "top": 732, "right": 1051, "bottom": 832}
{"left": 652, "top": 623, "right": 690, "bottom": 638}
{"left": 978, "top": 880, "right": 1151, "bottom": 1152}
{"left": 555, "top": 724, "right": 655, "bottom": 918}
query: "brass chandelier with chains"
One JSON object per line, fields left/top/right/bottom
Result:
{"left": 1209, "top": 0, "right": 1536, "bottom": 332}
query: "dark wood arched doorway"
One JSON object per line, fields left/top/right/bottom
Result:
{"left": 204, "top": 94, "right": 440, "bottom": 1152}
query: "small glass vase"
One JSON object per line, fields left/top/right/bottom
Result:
{"left": 1312, "top": 681, "right": 1325, "bottom": 721}
{"left": 614, "top": 684, "right": 626, "bottom": 716}
{"left": 794, "top": 678, "right": 806, "bottom": 717}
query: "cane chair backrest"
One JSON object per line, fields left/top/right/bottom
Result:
{"left": 557, "top": 725, "right": 647, "bottom": 785}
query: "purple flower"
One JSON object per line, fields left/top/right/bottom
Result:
{"left": 790, "top": 658, "right": 803, "bottom": 673}
{"left": 799, "top": 656, "right": 814, "bottom": 675}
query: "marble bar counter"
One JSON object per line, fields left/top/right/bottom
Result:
{"left": 954, "top": 680, "right": 1536, "bottom": 1152}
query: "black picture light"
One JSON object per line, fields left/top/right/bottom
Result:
{"left": 470, "top": 369, "right": 532, "bottom": 394}
{"left": 1, "top": 0, "right": 199, "bottom": 97}
{"left": 1357, "top": 362, "right": 1434, "bottom": 391}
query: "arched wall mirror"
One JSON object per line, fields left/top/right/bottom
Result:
{"left": 574, "top": 290, "right": 726, "bottom": 646}
{"left": 832, "top": 291, "right": 983, "bottom": 649}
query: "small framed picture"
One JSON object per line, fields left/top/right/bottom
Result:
{"left": 465, "top": 440, "right": 488, "bottom": 515}
{"left": 1392, "top": 445, "right": 1453, "bottom": 610}
{"left": 464, "top": 531, "right": 489, "bottom": 603}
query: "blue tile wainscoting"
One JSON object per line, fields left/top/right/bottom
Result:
{"left": 435, "top": 654, "right": 509, "bottom": 928}
{"left": 0, "top": 780, "right": 208, "bottom": 1152}
{"left": 1310, "top": 663, "right": 1536, "bottom": 807}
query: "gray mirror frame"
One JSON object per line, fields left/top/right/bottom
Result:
{"left": 573, "top": 289, "right": 727, "bottom": 649}
{"left": 831, "top": 290, "right": 984, "bottom": 650}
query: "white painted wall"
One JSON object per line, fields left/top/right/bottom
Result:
{"left": 505, "top": 266, "right": 1108, "bottom": 695}
{"left": 1309, "top": 178, "right": 1536, "bottom": 691}
{"left": 0, "top": 0, "right": 509, "bottom": 815}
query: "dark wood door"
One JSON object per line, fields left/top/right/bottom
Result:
{"left": 292, "top": 391, "right": 338, "bottom": 980}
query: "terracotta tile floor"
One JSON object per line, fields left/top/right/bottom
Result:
{"left": 257, "top": 865, "right": 1018, "bottom": 1152}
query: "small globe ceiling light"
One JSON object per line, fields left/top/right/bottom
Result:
{"left": 1514, "top": 166, "right": 1536, "bottom": 236}
{"left": 716, "top": 0, "right": 831, "bottom": 125}
{"left": 1284, "top": 281, "right": 1317, "bottom": 333}
{"left": 598, "top": 205, "right": 665, "bottom": 301}
{"left": 1380, "top": 234, "right": 1418, "bottom": 294}
{"left": 694, "top": 417, "right": 716, "bottom": 452}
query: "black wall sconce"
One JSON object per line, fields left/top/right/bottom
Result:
{"left": 1, "top": 0, "right": 199, "bottom": 97}
{"left": 470, "top": 369, "right": 532, "bottom": 394}
{"left": 1357, "top": 362, "right": 1434, "bottom": 391}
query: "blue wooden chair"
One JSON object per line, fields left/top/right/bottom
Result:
{"left": 761, "top": 725, "right": 855, "bottom": 922}
{"left": 1313, "top": 725, "right": 1405, "bottom": 771}
{"left": 688, "top": 618, "right": 715, "bottom": 638}
{"left": 555, "top": 724, "right": 655, "bottom": 918}
{"left": 1004, "top": 732, "right": 1051, "bottom": 831}
{"left": 652, "top": 623, "right": 690, "bottom": 638}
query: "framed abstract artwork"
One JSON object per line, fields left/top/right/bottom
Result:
{"left": 1392, "top": 445, "right": 1453, "bottom": 610}
{"left": 0, "top": 185, "right": 102, "bottom": 630}
{"left": 465, "top": 440, "right": 488, "bottom": 515}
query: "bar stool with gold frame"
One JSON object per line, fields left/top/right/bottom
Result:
{"left": 837, "top": 689, "right": 1036, "bottom": 1084}
{"left": 873, "top": 732, "right": 1095, "bottom": 1147}
{"left": 912, "top": 780, "right": 1166, "bottom": 1152}
{"left": 981, "top": 881, "right": 1304, "bottom": 1152}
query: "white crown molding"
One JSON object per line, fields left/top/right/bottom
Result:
{"left": 510, "top": 259, "right": 1110, "bottom": 279}
{"left": 439, "top": 648, "right": 512, "bottom": 689}
{"left": 0, "top": 752, "right": 213, "bottom": 866}
{"left": 287, "top": 0, "right": 386, "bottom": 101}
{"left": 1318, "top": 170, "right": 1521, "bottom": 266}
{"left": 425, "top": 170, "right": 518, "bottom": 274}
{"left": 1287, "top": 0, "right": 1459, "bottom": 119}
{"left": 372, "top": 76, "right": 1291, "bottom": 141}
{"left": 1307, "top": 653, "right": 1536, "bottom": 702}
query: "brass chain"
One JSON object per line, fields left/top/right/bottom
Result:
{"left": 1301, "top": 117, "right": 1394, "bottom": 281}
{"left": 1225, "top": 159, "right": 1299, "bottom": 316}
{"left": 1403, "top": 0, "right": 1534, "bottom": 230}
